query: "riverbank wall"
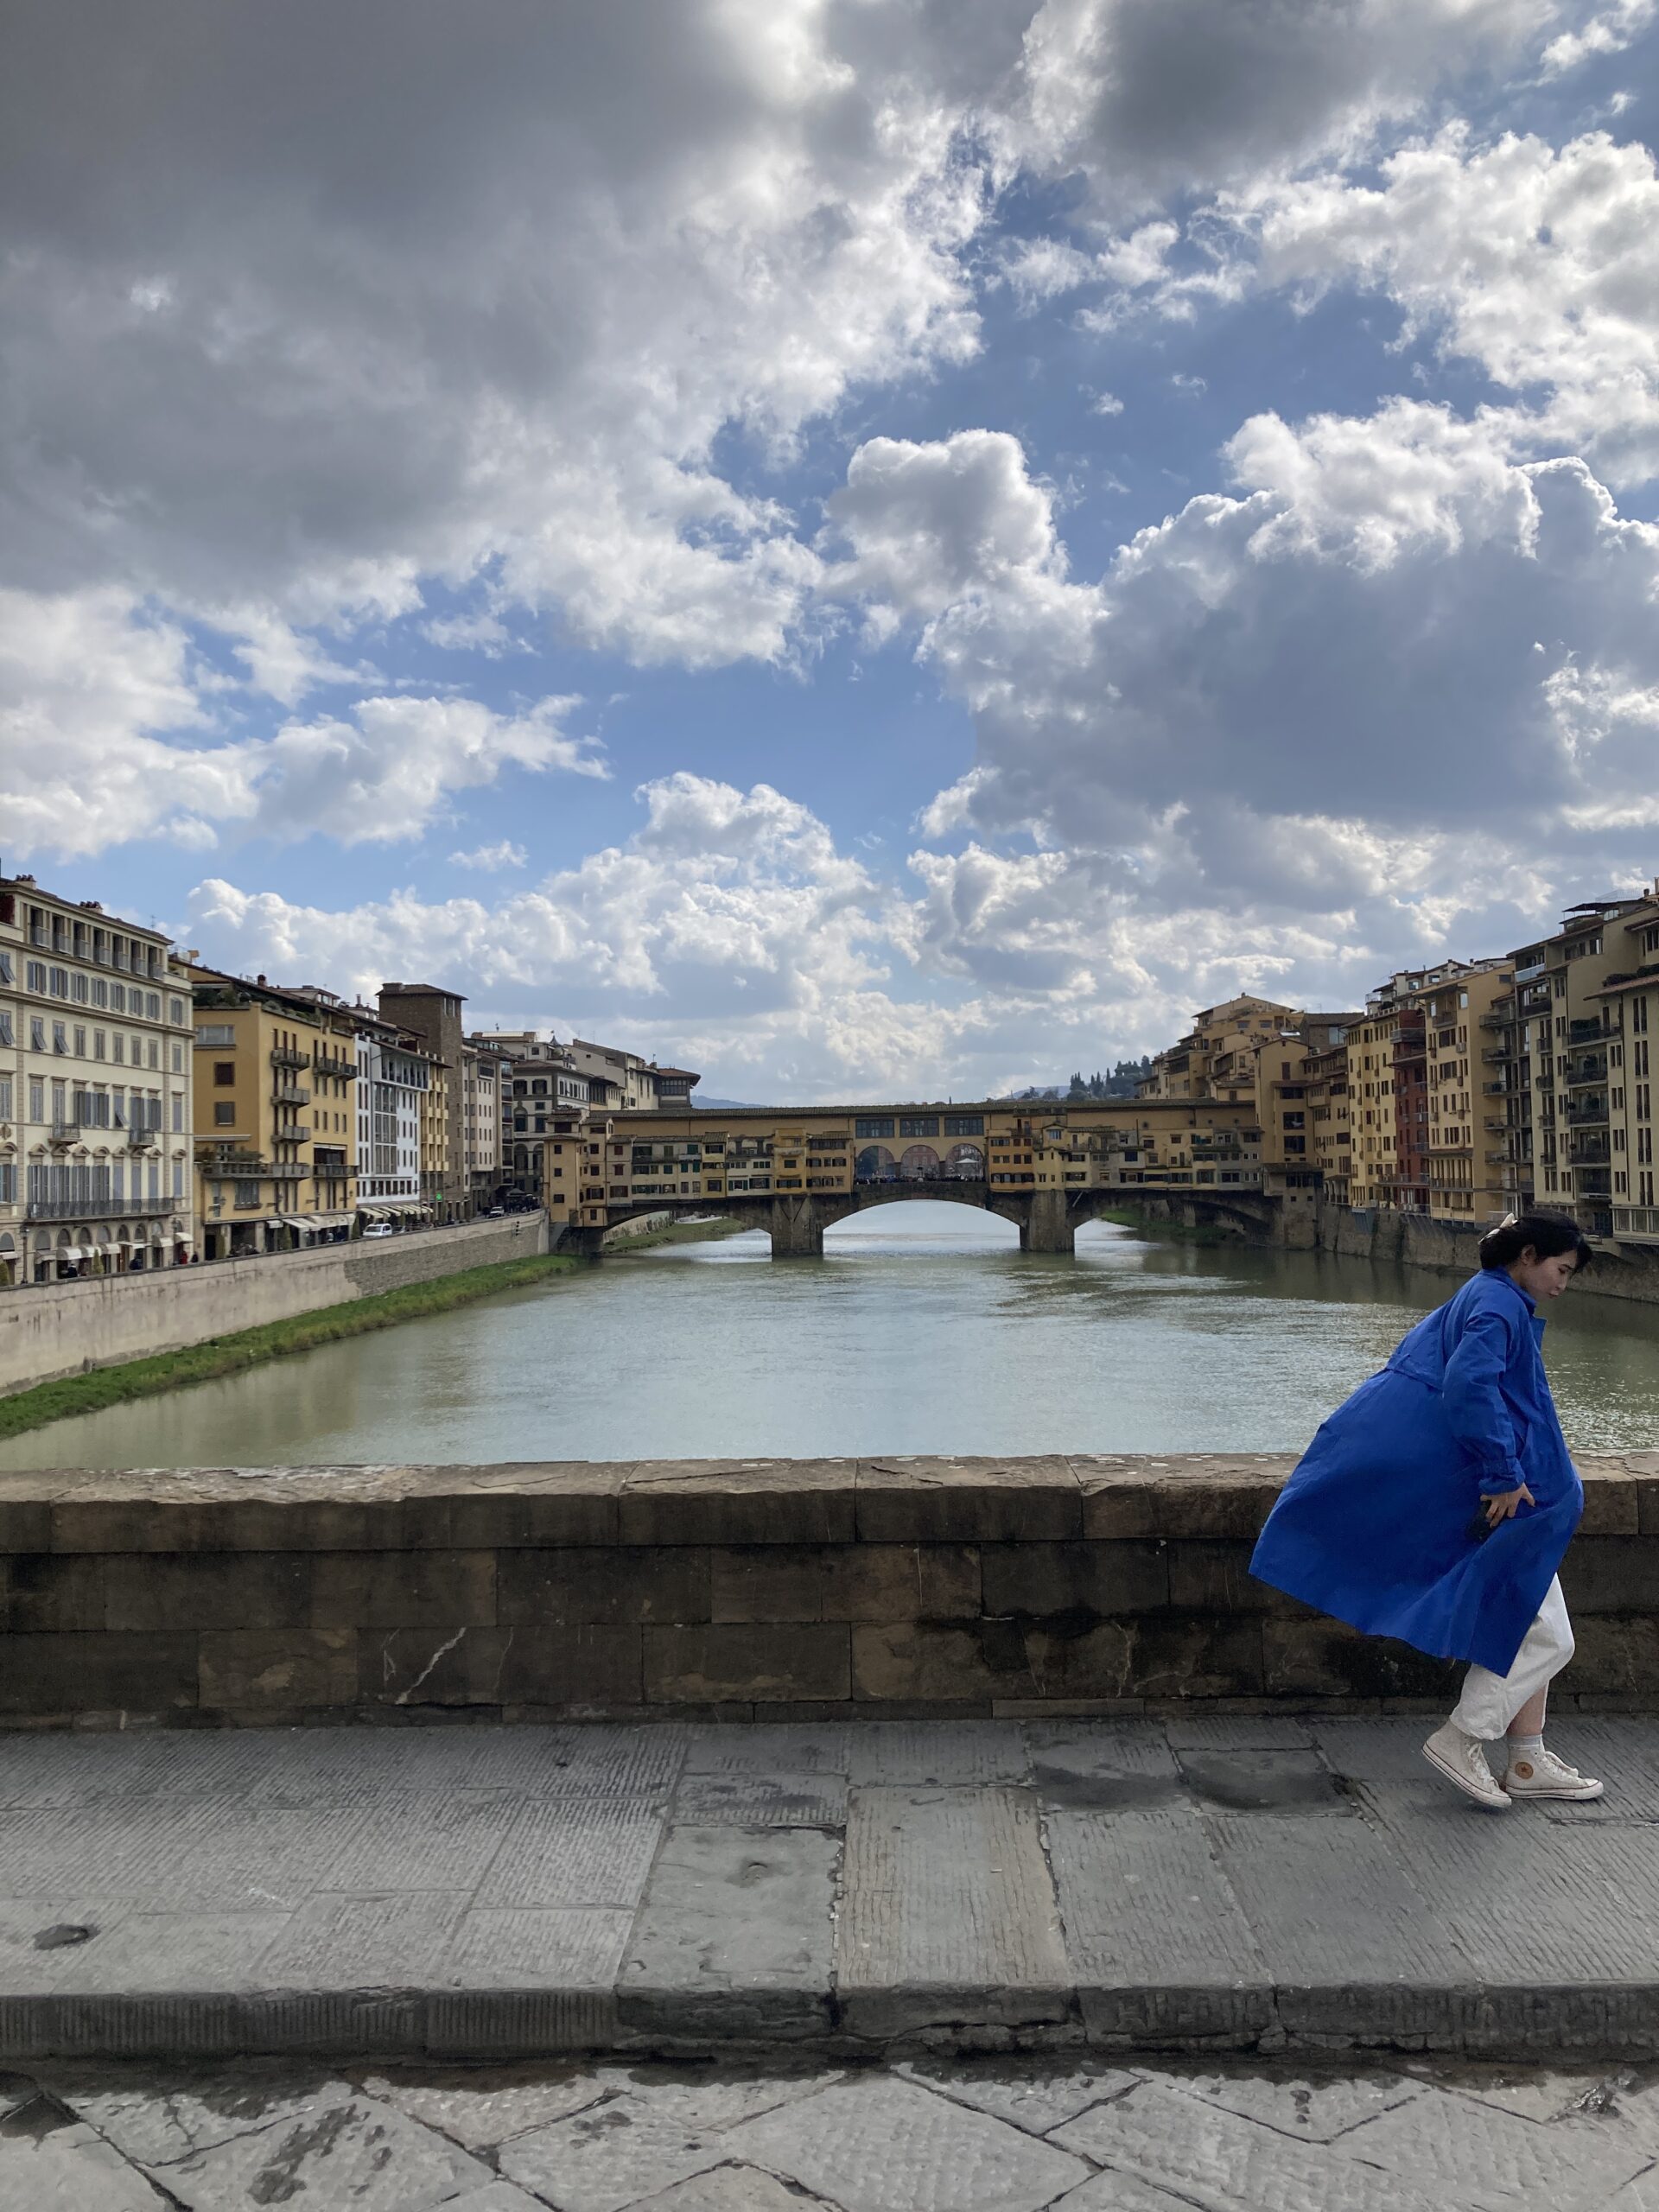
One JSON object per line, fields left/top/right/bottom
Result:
{"left": 0, "top": 1213, "right": 552, "bottom": 1396}
{"left": 2, "top": 1452, "right": 1652, "bottom": 1729}
{"left": 1312, "top": 1200, "right": 1659, "bottom": 1305}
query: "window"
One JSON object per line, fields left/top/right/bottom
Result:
{"left": 25, "top": 961, "right": 46, "bottom": 993}
{"left": 0, "top": 953, "right": 9, "bottom": 984}
{"left": 0, "top": 1078, "right": 10, "bottom": 1121}
{"left": 0, "top": 1013, "right": 9, "bottom": 1048}
{"left": 145, "top": 992, "right": 161, "bottom": 1020}
{"left": 73, "top": 1026, "right": 86, "bottom": 1056}
{"left": 233, "top": 1179, "right": 260, "bottom": 1210}
{"left": 196, "top": 1023, "right": 234, "bottom": 1046}
{"left": 855, "top": 1116, "right": 896, "bottom": 1139}
{"left": 171, "top": 1093, "right": 184, "bottom": 1132}
{"left": 29, "top": 1079, "right": 43, "bottom": 1120}
{"left": 92, "top": 977, "right": 107, "bottom": 1008}
{"left": 899, "top": 1116, "right": 940, "bottom": 1138}
{"left": 168, "top": 996, "right": 185, "bottom": 1026}
{"left": 49, "top": 966, "right": 68, "bottom": 998}
{"left": 944, "top": 1114, "right": 985, "bottom": 1137}
{"left": 213, "top": 1061, "right": 235, "bottom": 1087}
{"left": 73, "top": 971, "right": 89, "bottom": 1003}
{"left": 53, "top": 1021, "right": 67, "bottom": 1053}
{"left": 112, "top": 1033, "right": 124, "bottom": 1063}
{"left": 112, "top": 985, "right": 127, "bottom": 1012}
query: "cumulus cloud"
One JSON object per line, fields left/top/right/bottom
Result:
{"left": 0, "top": 592, "right": 598, "bottom": 858}
{"left": 449, "top": 840, "right": 529, "bottom": 872}
{"left": 1231, "top": 128, "right": 1659, "bottom": 484}
{"left": 832, "top": 418, "right": 1659, "bottom": 1017}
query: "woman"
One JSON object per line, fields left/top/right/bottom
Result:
{"left": 1250, "top": 1211, "right": 1600, "bottom": 1811}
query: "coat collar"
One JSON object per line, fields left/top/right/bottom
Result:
{"left": 1486, "top": 1267, "right": 1540, "bottom": 1320}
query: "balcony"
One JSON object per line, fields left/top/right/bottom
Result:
{"left": 1565, "top": 1057, "right": 1608, "bottom": 1090}
{"left": 1480, "top": 1080, "right": 1510, "bottom": 1096}
{"left": 1577, "top": 1169, "right": 1612, "bottom": 1197}
{"left": 26, "top": 1195, "right": 170, "bottom": 1221}
{"left": 125, "top": 1124, "right": 160, "bottom": 1149}
{"left": 270, "top": 1121, "right": 310, "bottom": 1145}
{"left": 1569, "top": 1019, "right": 1609, "bottom": 1045}
{"left": 313, "top": 1050, "right": 357, "bottom": 1080}
{"left": 270, "top": 1046, "right": 308, "bottom": 1071}
{"left": 194, "top": 1150, "right": 308, "bottom": 1182}
{"left": 1565, "top": 1102, "right": 1609, "bottom": 1125}
{"left": 1480, "top": 1047, "right": 1511, "bottom": 1065}
{"left": 271, "top": 1081, "right": 312, "bottom": 1106}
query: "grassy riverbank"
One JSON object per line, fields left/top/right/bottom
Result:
{"left": 0, "top": 1250, "right": 582, "bottom": 1442}
{"left": 606, "top": 1212, "right": 749, "bottom": 1253}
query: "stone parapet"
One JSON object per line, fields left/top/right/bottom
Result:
{"left": 1, "top": 1453, "right": 1654, "bottom": 1727}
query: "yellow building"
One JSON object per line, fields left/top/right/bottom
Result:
{"left": 190, "top": 969, "right": 359, "bottom": 1259}
{"left": 1140, "top": 995, "right": 1300, "bottom": 1103}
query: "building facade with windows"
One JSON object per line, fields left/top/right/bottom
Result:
{"left": 353, "top": 1014, "right": 433, "bottom": 1227}
{"left": 0, "top": 874, "right": 195, "bottom": 1287}
{"left": 377, "top": 983, "right": 467, "bottom": 1220}
{"left": 189, "top": 968, "right": 359, "bottom": 1260}
{"left": 462, "top": 1039, "right": 510, "bottom": 1207}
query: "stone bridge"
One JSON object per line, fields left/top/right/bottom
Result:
{"left": 570, "top": 1179, "right": 1277, "bottom": 1257}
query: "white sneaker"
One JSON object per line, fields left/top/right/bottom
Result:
{"left": 1501, "top": 1746, "right": 1605, "bottom": 1802}
{"left": 1423, "top": 1721, "right": 1511, "bottom": 1810}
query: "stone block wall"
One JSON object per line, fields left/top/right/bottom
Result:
{"left": 0, "top": 1212, "right": 550, "bottom": 1394}
{"left": 2, "top": 1453, "right": 1655, "bottom": 1728}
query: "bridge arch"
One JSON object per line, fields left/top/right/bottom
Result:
{"left": 899, "top": 1143, "right": 939, "bottom": 1180}
{"left": 855, "top": 1144, "right": 897, "bottom": 1184}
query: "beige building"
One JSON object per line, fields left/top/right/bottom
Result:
{"left": 1139, "top": 995, "right": 1300, "bottom": 1103}
{"left": 462, "top": 1039, "right": 510, "bottom": 1206}
{"left": 190, "top": 968, "right": 359, "bottom": 1260}
{"left": 378, "top": 983, "right": 468, "bottom": 1219}
{"left": 1405, "top": 960, "right": 1515, "bottom": 1223}
{"left": 0, "top": 875, "right": 196, "bottom": 1287}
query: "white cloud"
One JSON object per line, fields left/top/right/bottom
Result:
{"left": 1226, "top": 128, "right": 1659, "bottom": 485}
{"left": 423, "top": 611, "right": 524, "bottom": 657}
{"left": 0, "top": 591, "right": 599, "bottom": 859}
{"left": 449, "top": 839, "right": 529, "bottom": 872}
{"left": 830, "top": 420, "right": 1659, "bottom": 1035}
{"left": 1090, "top": 391, "right": 1125, "bottom": 416}
{"left": 1541, "top": 0, "right": 1657, "bottom": 73}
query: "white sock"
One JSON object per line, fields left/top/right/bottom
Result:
{"left": 1507, "top": 1732, "right": 1544, "bottom": 1764}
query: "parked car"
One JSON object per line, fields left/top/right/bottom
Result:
{"left": 488, "top": 1205, "right": 505, "bottom": 1217}
{"left": 360, "top": 1223, "right": 396, "bottom": 1239}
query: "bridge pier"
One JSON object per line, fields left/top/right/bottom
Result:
{"left": 1020, "top": 1189, "right": 1075, "bottom": 1255}
{"left": 770, "top": 1194, "right": 825, "bottom": 1258}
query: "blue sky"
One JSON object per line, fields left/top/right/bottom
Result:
{"left": 4, "top": 1, "right": 1658, "bottom": 1097}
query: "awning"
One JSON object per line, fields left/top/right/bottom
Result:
{"left": 278, "top": 1214, "right": 317, "bottom": 1232}
{"left": 310, "top": 1211, "right": 354, "bottom": 1230}
{"left": 356, "top": 1203, "right": 391, "bottom": 1220}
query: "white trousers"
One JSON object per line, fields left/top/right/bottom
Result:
{"left": 1451, "top": 1575, "right": 1574, "bottom": 1740}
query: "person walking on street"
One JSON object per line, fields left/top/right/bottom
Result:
{"left": 1250, "top": 1211, "right": 1602, "bottom": 1812}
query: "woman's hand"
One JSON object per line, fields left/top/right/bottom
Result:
{"left": 1484, "top": 1482, "right": 1535, "bottom": 1527}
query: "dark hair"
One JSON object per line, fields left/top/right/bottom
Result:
{"left": 1478, "top": 1211, "right": 1593, "bottom": 1274}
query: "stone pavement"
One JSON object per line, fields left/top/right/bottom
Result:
{"left": 6, "top": 1715, "right": 1659, "bottom": 2063}
{"left": 10, "top": 2053, "right": 1659, "bottom": 2212}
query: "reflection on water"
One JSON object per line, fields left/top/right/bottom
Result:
{"left": 6, "top": 1204, "right": 1657, "bottom": 1470}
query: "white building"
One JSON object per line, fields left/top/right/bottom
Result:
{"left": 0, "top": 875, "right": 195, "bottom": 1287}
{"left": 353, "top": 1017, "right": 431, "bottom": 1226}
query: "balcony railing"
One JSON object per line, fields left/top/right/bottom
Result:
{"left": 312, "top": 1051, "right": 357, "bottom": 1079}
{"left": 1569, "top": 1019, "right": 1609, "bottom": 1044}
{"left": 126, "top": 1124, "right": 160, "bottom": 1148}
{"left": 26, "top": 1195, "right": 171, "bottom": 1221}
{"left": 1565, "top": 1059, "right": 1608, "bottom": 1090}
{"left": 270, "top": 1046, "right": 308, "bottom": 1071}
{"left": 270, "top": 1122, "right": 310, "bottom": 1144}
{"left": 271, "top": 1082, "right": 312, "bottom": 1106}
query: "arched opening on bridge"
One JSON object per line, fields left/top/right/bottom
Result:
{"left": 824, "top": 1198, "right": 1020, "bottom": 1249}
{"left": 944, "top": 1142, "right": 984, "bottom": 1179}
{"left": 899, "top": 1144, "right": 939, "bottom": 1180}
{"left": 855, "top": 1144, "right": 897, "bottom": 1184}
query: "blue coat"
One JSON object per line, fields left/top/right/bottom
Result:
{"left": 1249, "top": 1268, "right": 1581, "bottom": 1675}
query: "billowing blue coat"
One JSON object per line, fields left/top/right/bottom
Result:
{"left": 1249, "top": 1267, "right": 1581, "bottom": 1675}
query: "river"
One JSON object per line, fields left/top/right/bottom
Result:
{"left": 6, "top": 1205, "right": 1657, "bottom": 1471}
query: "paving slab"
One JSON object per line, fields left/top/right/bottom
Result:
{"left": 1046, "top": 1804, "right": 1271, "bottom": 2045}
{"left": 723, "top": 2075, "right": 1091, "bottom": 2212}
{"left": 495, "top": 2095, "right": 734, "bottom": 2212}
{"left": 836, "top": 1786, "right": 1069, "bottom": 2037}
{"left": 1341, "top": 2085, "right": 1653, "bottom": 2211}
{"left": 4, "top": 1716, "right": 1659, "bottom": 2062}
{"left": 618, "top": 1825, "right": 839, "bottom": 2041}
{"left": 474, "top": 1799, "right": 664, "bottom": 1908}
{"left": 1052, "top": 2080, "right": 1454, "bottom": 2212}
{"left": 153, "top": 2087, "right": 491, "bottom": 2209}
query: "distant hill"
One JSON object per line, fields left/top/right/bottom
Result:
{"left": 693, "top": 1095, "right": 766, "bottom": 1109}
